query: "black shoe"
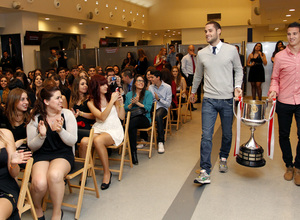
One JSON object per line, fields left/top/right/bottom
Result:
{"left": 101, "top": 172, "right": 112, "bottom": 190}
{"left": 61, "top": 209, "right": 64, "bottom": 220}
{"left": 132, "top": 152, "right": 139, "bottom": 165}
{"left": 38, "top": 215, "right": 45, "bottom": 220}
{"left": 191, "top": 107, "right": 197, "bottom": 111}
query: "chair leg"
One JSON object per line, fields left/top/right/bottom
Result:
{"left": 27, "top": 188, "right": 38, "bottom": 220}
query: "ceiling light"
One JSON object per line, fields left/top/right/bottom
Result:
{"left": 167, "top": 30, "right": 170, "bottom": 32}
{"left": 172, "top": 33, "right": 175, "bottom": 35}
{"left": 142, "top": 14, "right": 144, "bottom": 18}
{"left": 178, "top": 32, "right": 181, "bottom": 34}
{"left": 149, "top": 32, "right": 151, "bottom": 34}
{"left": 155, "top": 33, "right": 158, "bottom": 35}
{"left": 105, "top": 27, "right": 109, "bottom": 29}
{"left": 286, "top": 14, "right": 291, "bottom": 17}
{"left": 274, "top": 28, "right": 279, "bottom": 31}
{"left": 79, "top": 23, "right": 83, "bottom": 25}
{"left": 289, "top": 9, "right": 295, "bottom": 12}
{"left": 142, "top": 31, "right": 144, "bottom": 33}
{"left": 137, "top": 13, "right": 139, "bottom": 16}
{"left": 96, "top": 1, "right": 98, "bottom": 5}
{"left": 124, "top": 29, "right": 127, "bottom": 32}
{"left": 130, "top": 11, "right": 133, "bottom": 14}
{"left": 106, "top": 4, "right": 108, "bottom": 8}
{"left": 84, "top": 0, "right": 87, "bottom": 2}
{"left": 45, "top": 18, "right": 50, "bottom": 20}
{"left": 283, "top": 19, "right": 287, "bottom": 22}
{"left": 123, "top": 9, "right": 125, "bottom": 12}
{"left": 115, "top": 6, "right": 117, "bottom": 10}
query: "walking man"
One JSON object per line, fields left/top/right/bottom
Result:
{"left": 191, "top": 21, "right": 243, "bottom": 184}
{"left": 268, "top": 22, "right": 300, "bottom": 186}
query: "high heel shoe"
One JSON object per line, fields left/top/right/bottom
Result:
{"left": 132, "top": 151, "right": 139, "bottom": 165}
{"left": 101, "top": 172, "right": 112, "bottom": 190}
{"left": 38, "top": 216, "right": 45, "bottom": 220}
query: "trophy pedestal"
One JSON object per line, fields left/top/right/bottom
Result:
{"left": 236, "top": 127, "right": 266, "bottom": 167}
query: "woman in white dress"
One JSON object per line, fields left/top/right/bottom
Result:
{"left": 80, "top": 75, "right": 125, "bottom": 190}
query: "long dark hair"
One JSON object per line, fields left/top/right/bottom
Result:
{"left": 131, "top": 75, "right": 146, "bottom": 102}
{"left": 31, "top": 82, "right": 60, "bottom": 124}
{"left": 272, "top": 40, "right": 284, "bottom": 57}
{"left": 89, "top": 75, "right": 111, "bottom": 111}
{"left": 5, "top": 88, "right": 30, "bottom": 128}
{"left": 69, "top": 77, "right": 89, "bottom": 109}
{"left": 161, "top": 68, "right": 174, "bottom": 86}
{"left": 251, "top": 43, "right": 264, "bottom": 56}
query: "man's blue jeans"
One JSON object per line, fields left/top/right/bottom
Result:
{"left": 200, "top": 97, "right": 234, "bottom": 174}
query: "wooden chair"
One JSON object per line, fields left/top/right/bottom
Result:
{"left": 163, "top": 107, "right": 171, "bottom": 141}
{"left": 93, "top": 111, "right": 133, "bottom": 181}
{"left": 17, "top": 158, "right": 38, "bottom": 220}
{"left": 181, "top": 86, "right": 192, "bottom": 123}
{"left": 43, "top": 128, "right": 100, "bottom": 220}
{"left": 170, "top": 91, "right": 183, "bottom": 131}
{"left": 136, "top": 102, "right": 157, "bottom": 158}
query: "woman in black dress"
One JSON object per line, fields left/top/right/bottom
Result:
{"left": 27, "top": 83, "right": 77, "bottom": 220}
{"left": 247, "top": 43, "right": 267, "bottom": 100}
{"left": 0, "top": 128, "right": 31, "bottom": 220}
{"left": 69, "top": 77, "right": 95, "bottom": 155}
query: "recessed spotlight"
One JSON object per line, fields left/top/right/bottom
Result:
{"left": 149, "top": 32, "right": 151, "bottom": 34}
{"left": 167, "top": 30, "right": 170, "bottom": 32}
{"left": 84, "top": 0, "right": 87, "bottom": 2}
{"left": 155, "top": 33, "right": 158, "bottom": 35}
{"left": 115, "top": 6, "right": 117, "bottom": 10}
{"left": 169, "top": 35, "right": 171, "bottom": 37}
{"left": 123, "top": 9, "right": 125, "bottom": 12}
{"left": 274, "top": 28, "right": 279, "bottom": 31}
{"left": 45, "top": 18, "right": 50, "bottom": 20}
{"left": 142, "top": 31, "right": 145, "bottom": 33}
{"left": 79, "top": 23, "right": 83, "bottom": 25}
{"left": 96, "top": 1, "right": 98, "bottom": 5}
{"left": 142, "top": 14, "right": 144, "bottom": 18}
{"left": 130, "top": 11, "right": 132, "bottom": 14}
{"left": 106, "top": 4, "right": 108, "bottom": 8}
{"left": 178, "top": 32, "right": 181, "bottom": 34}
{"left": 105, "top": 27, "right": 109, "bottom": 29}
{"left": 124, "top": 29, "right": 127, "bottom": 32}
{"left": 289, "top": 9, "right": 295, "bottom": 12}
{"left": 137, "top": 13, "right": 139, "bottom": 16}
{"left": 283, "top": 19, "right": 287, "bottom": 22}
{"left": 164, "top": 35, "right": 166, "bottom": 37}
{"left": 286, "top": 14, "right": 291, "bottom": 17}
{"left": 172, "top": 33, "right": 175, "bottom": 35}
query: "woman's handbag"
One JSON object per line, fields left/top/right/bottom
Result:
{"left": 129, "top": 107, "right": 146, "bottom": 118}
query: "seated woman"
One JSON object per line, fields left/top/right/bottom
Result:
{"left": 49, "top": 75, "right": 69, "bottom": 108}
{"left": 3, "top": 88, "right": 31, "bottom": 152}
{"left": 124, "top": 75, "right": 153, "bottom": 165}
{"left": 27, "top": 83, "right": 77, "bottom": 220}
{"left": 69, "top": 77, "right": 95, "bottom": 152}
{"left": 80, "top": 75, "right": 125, "bottom": 190}
{"left": 0, "top": 128, "right": 32, "bottom": 220}
{"left": 172, "top": 66, "right": 187, "bottom": 103}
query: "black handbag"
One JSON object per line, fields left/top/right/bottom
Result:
{"left": 129, "top": 107, "right": 146, "bottom": 118}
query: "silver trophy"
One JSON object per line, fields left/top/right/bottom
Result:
{"left": 234, "top": 100, "right": 275, "bottom": 167}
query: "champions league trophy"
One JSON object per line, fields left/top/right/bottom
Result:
{"left": 233, "top": 99, "right": 276, "bottom": 167}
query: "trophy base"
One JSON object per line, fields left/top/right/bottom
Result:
{"left": 236, "top": 146, "right": 266, "bottom": 167}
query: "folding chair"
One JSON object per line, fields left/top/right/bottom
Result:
{"left": 181, "top": 86, "right": 192, "bottom": 123}
{"left": 137, "top": 102, "right": 157, "bottom": 158}
{"left": 17, "top": 157, "right": 37, "bottom": 220}
{"left": 170, "top": 91, "right": 183, "bottom": 131}
{"left": 43, "top": 128, "right": 99, "bottom": 220}
{"left": 93, "top": 111, "right": 133, "bottom": 181}
{"left": 163, "top": 107, "right": 171, "bottom": 141}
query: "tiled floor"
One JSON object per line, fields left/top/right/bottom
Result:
{"left": 22, "top": 101, "right": 300, "bottom": 220}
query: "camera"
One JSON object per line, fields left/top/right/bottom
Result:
{"left": 112, "top": 76, "right": 116, "bottom": 81}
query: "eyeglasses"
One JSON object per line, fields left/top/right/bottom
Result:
{"left": 136, "top": 80, "right": 144, "bottom": 83}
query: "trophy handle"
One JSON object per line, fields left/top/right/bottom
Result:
{"left": 264, "top": 98, "right": 276, "bottom": 122}
{"left": 233, "top": 97, "right": 242, "bottom": 118}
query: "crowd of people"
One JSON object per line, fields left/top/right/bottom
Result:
{"left": 0, "top": 45, "right": 189, "bottom": 219}
{"left": 1, "top": 20, "right": 300, "bottom": 219}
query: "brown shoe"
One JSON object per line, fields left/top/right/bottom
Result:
{"left": 294, "top": 168, "right": 300, "bottom": 186}
{"left": 284, "top": 166, "right": 294, "bottom": 181}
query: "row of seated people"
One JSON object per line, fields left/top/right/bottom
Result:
{"left": 0, "top": 65, "right": 189, "bottom": 219}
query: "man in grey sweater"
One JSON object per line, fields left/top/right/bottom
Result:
{"left": 191, "top": 21, "right": 243, "bottom": 184}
